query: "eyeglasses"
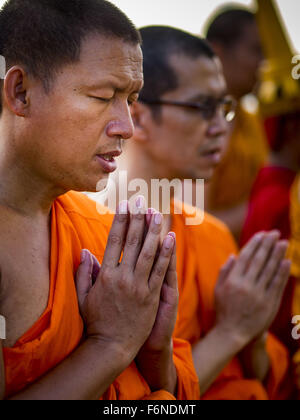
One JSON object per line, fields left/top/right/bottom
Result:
{"left": 139, "top": 95, "right": 237, "bottom": 122}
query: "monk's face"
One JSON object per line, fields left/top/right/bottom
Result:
{"left": 17, "top": 35, "right": 143, "bottom": 193}
{"left": 144, "top": 54, "right": 229, "bottom": 181}
{"left": 218, "top": 21, "right": 263, "bottom": 99}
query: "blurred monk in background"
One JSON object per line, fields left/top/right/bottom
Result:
{"left": 0, "top": 0, "right": 199, "bottom": 400}
{"left": 204, "top": 5, "right": 268, "bottom": 241}
{"left": 108, "top": 26, "right": 292, "bottom": 400}
{"left": 241, "top": 0, "right": 300, "bottom": 366}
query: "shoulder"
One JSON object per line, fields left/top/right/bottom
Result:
{"left": 56, "top": 191, "right": 114, "bottom": 230}
{"left": 174, "top": 201, "right": 238, "bottom": 254}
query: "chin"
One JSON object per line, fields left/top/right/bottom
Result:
{"left": 70, "top": 175, "right": 109, "bottom": 194}
{"left": 190, "top": 169, "right": 212, "bottom": 181}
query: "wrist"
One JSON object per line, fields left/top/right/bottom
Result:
{"left": 85, "top": 336, "right": 134, "bottom": 372}
{"left": 213, "top": 323, "right": 251, "bottom": 352}
{"left": 136, "top": 340, "right": 177, "bottom": 395}
{"left": 250, "top": 332, "right": 268, "bottom": 349}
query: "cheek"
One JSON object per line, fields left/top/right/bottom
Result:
{"left": 34, "top": 104, "right": 105, "bottom": 155}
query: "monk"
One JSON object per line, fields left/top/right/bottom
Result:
{"left": 241, "top": 112, "right": 300, "bottom": 356}
{"left": 0, "top": 0, "right": 199, "bottom": 400}
{"left": 101, "top": 26, "right": 291, "bottom": 400}
{"left": 204, "top": 6, "right": 268, "bottom": 240}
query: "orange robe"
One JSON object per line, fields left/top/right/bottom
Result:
{"left": 171, "top": 201, "right": 290, "bottom": 400}
{"left": 3, "top": 192, "right": 199, "bottom": 400}
{"left": 287, "top": 176, "right": 300, "bottom": 394}
{"left": 208, "top": 105, "right": 268, "bottom": 211}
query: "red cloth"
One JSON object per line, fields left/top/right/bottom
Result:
{"left": 241, "top": 166, "right": 297, "bottom": 245}
{"left": 241, "top": 166, "right": 298, "bottom": 357}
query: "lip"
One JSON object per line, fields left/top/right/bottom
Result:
{"left": 95, "top": 150, "right": 122, "bottom": 173}
{"left": 200, "top": 148, "right": 222, "bottom": 164}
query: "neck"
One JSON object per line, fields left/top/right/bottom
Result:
{"left": 114, "top": 142, "right": 172, "bottom": 233}
{"left": 0, "top": 132, "right": 65, "bottom": 218}
{"left": 269, "top": 148, "right": 299, "bottom": 173}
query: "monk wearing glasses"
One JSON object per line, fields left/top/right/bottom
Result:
{"left": 111, "top": 26, "right": 291, "bottom": 400}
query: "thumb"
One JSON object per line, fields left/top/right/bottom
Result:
{"left": 218, "top": 255, "right": 236, "bottom": 286}
{"left": 76, "top": 249, "right": 93, "bottom": 313}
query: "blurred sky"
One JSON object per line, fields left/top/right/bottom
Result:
{"left": 0, "top": 0, "right": 299, "bottom": 49}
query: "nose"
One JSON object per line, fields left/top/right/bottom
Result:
{"left": 106, "top": 103, "right": 135, "bottom": 141}
{"left": 206, "top": 109, "right": 229, "bottom": 138}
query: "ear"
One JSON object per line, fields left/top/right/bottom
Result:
{"left": 3, "top": 66, "right": 30, "bottom": 117}
{"left": 209, "top": 42, "right": 225, "bottom": 62}
{"left": 130, "top": 101, "right": 151, "bottom": 143}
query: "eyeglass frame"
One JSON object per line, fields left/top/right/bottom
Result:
{"left": 139, "top": 95, "right": 237, "bottom": 122}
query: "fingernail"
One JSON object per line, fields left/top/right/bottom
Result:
{"left": 255, "top": 233, "right": 264, "bottom": 242}
{"left": 136, "top": 196, "right": 145, "bottom": 209}
{"left": 119, "top": 200, "right": 128, "bottom": 214}
{"left": 168, "top": 232, "right": 176, "bottom": 240}
{"left": 164, "top": 235, "right": 174, "bottom": 249}
{"left": 155, "top": 213, "right": 162, "bottom": 225}
{"left": 147, "top": 208, "right": 156, "bottom": 215}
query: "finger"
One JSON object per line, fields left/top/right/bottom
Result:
{"left": 217, "top": 255, "right": 237, "bottom": 287}
{"left": 244, "top": 231, "right": 281, "bottom": 282}
{"left": 146, "top": 208, "right": 156, "bottom": 228}
{"left": 149, "top": 233, "right": 175, "bottom": 292}
{"left": 91, "top": 254, "right": 101, "bottom": 285}
{"left": 164, "top": 233, "right": 178, "bottom": 290}
{"left": 269, "top": 260, "right": 291, "bottom": 299}
{"left": 143, "top": 208, "right": 155, "bottom": 247}
{"left": 121, "top": 196, "right": 147, "bottom": 271}
{"left": 101, "top": 201, "right": 129, "bottom": 269}
{"left": 232, "top": 232, "right": 266, "bottom": 277}
{"left": 134, "top": 211, "right": 163, "bottom": 282}
{"left": 76, "top": 250, "right": 93, "bottom": 312}
{"left": 257, "top": 241, "right": 289, "bottom": 289}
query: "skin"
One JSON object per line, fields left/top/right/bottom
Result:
{"left": 268, "top": 115, "right": 300, "bottom": 171}
{"left": 206, "top": 20, "right": 264, "bottom": 239}
{"left": 118, "top": 53, "right": 291, "bottom": 396}
{"left": 0, "top": 34, "right": 178, "bottom": 399}
{"left": 210, "top": 21, "right": 263, "bottom": 101}
{"left": 129, "top": 55, "right": 229, "bottom": 183}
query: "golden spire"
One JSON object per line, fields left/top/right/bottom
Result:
{"left": 255, "top": 0, "right": 300, "bottom": 117}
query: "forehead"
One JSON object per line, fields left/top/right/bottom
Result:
{"left": 166, "top": 54, "right": 227, "bottom": 98}
{"left": 55, "top": 34, "right": 143, "bottom": 90}
{"left": 239, "top": 21, "right": 261, "bottom": 44}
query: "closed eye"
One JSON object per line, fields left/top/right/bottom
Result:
{"left": 89, "top": 96, "right": 113, "bottom": 103}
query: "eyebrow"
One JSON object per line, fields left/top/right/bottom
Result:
{"left": 87, "top": 78, "right": 143, "bottom": 93}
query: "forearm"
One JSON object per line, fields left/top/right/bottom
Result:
{"left": 8, "top": 338, "right": 132, "bottom": 400}
{"left": 240, "top": 333, "right": 270, "bottom": 383}
{"left": 192, "top": 326, "right": 247, "bottom": 396}
{"left": 136, "top": 341, "right": 177, "bottom": 396}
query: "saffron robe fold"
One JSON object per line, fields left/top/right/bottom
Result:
{"left": 288, "top": 175, "right": 300, "bottom": 280}
{"left": 241, "top": 166, "right": 297, "bottom": 355}
{"left": 171, "top": 201, "right": 290, "bottom": 400}
{"left": 3, "top": 191, "right": 199, "bottom": 400}
{"left": 208, "top": 105, "right": 268, "bottom": 211}
{"left": 287, "top": 175, "right": 300, "bottom": 396}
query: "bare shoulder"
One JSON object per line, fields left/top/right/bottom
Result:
{"left": 0, "top": 207, "right": 51, "bottom": 348}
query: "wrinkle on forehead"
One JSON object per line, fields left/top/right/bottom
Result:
{"left": 59, "top": 35, "right": 143, "bottom": 91}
